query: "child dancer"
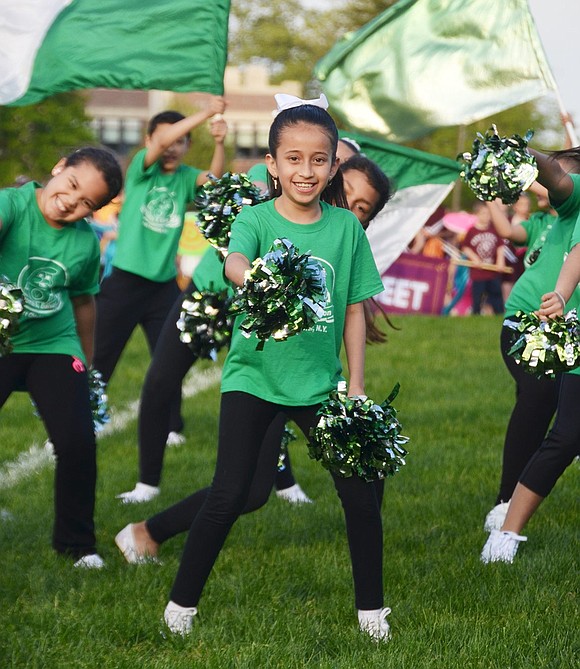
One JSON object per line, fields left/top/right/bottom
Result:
{"left": 124, "top": 94, "right": 391, "bottom": 640}
{"left": 93, "top": 97, "right": 226, "bottom": 443}
{"left": 0, "top": 147, "right": 123, "bottom": 567}
{"left": 481, "top": 232, "right": 580, "bottom": 562}
{"left": 115, "top": 154, "right": 392, "bottom": 505}
{"left": 482, "top": 148, "right": 580, "bottom": 532}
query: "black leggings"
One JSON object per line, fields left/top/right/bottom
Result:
{"left": 138, "top": 281, "right": 297, "bottom": 491}
{"left": 93, "top": 267, "right": 183, "bottom": 433}
{"left": 166, "top": 392, "right": 384, "bottom": 611}
{"left": 519, "top": 372, "right": 580, "bottom": 497}
{"left": 0, "top": 354, "right": 97, "bottom": 558}
{"left": 497, "top": 323, "right": 561, "bottom": 503}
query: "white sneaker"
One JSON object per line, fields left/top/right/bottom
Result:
{"left": 358, "top": 607, "right": 392, "bottom": 641}
{"left": 481, "top": 529, "right": 527, "bottom": 564}
{"left": 166, "top": 431, "right": 186, "bottom": 447}
{"left": 483, "top": 501, "right": 511, "bottom": 532}
{"left": 116, "top": 482, "right": 160, "bottom": 504}
{"left": 74, "top": 553, "right": 105, "bottom": 569}
{"left": 115, "top": 523, "right": 160, "bottom": 564}
{"left": 276, "top": 483, "right": 313, "bottom": 505}
{"left": 164, "top": 600, "right": 197, "bottom": 636}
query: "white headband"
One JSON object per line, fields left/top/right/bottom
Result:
{"left": 272, "top": 93, "right": 329, "bottom": 118}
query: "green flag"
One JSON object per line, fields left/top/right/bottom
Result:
{"left": 316, "top": 0, "right": 555, "bottom": 143}
{"left": 341, "top": 131, "right": 459, "bottom": 271}
{"left": 1, "top": 0, "right": 230, "bottom": 106}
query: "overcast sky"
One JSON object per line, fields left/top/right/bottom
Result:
{"left": 528, "top": 0, "right": 580, "bottom": 123}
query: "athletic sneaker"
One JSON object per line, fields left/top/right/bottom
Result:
{"left": 481, "top": 529, "right": 527, "bottom": 564}
{"left": 116, "top": 482, "right": 160, "bottom": 504}
{"left": 74, "top": 553, "right": 105, "bottom": 569}
{"left": 164, "top": 601, "right": 197, "bottom": 635}
{"left": 358, "top": 607, "right": 392, "bottom": 641}
{"left": 276, "top": 483, "right": 313, "bottom": 505}
{"left": 166, "top": 431, "right": 186, "bottom": 447}
{"left": 483, "top": 501, "right": 511, "bottom": 532}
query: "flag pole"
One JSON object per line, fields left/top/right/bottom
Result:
{"left": 552, "top": 86, "right": 579, "bottom": 147}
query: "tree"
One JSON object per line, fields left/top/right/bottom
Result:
{"left": 0, "top": 92, "right": 96, "bottom": 187}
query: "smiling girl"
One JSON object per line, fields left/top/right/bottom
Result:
{"left": 0, "top": 147, "right": 122, "bottom": 567}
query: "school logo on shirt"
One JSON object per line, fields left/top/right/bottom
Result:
{"left": 304, "top": 257, "right": 335, "bottom": 334}
{"left": 141, "top": 186, "right": 181, "bottom": 233}
{"left": 18, "top": 257, "right": 68, "bottom": 317}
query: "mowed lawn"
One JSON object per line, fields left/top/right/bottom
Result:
{"left": 0, "top": 315, "right": 577, "bottom": 669}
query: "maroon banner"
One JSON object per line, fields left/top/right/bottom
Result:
{"left": 375, "top": 252, "right": 450, "bottom": 315}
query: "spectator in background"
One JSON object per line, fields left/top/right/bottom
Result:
{"left": 461, "top": 200, "right": 505, "bottom": 315}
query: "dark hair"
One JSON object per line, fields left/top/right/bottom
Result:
{"left": 267, "top": 104, "right": 348, "bottom": 209}
{"left": 549, "top": 146, "right": 580, "bottom": 174}
{"left": 65, "top": 147, "right": 123, "bottom": 207}
{"left": 147, "top": 110, "right": 186, "bottom": 136}
{"left": 341, "top": 154, "right": 393, "bottom": 224}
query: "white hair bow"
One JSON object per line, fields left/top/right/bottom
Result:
{"left": 272, "top": 93, "right": 329, "bottom": 117}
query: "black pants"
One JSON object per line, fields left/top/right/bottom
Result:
{"left": 497, "top": 324, "right": 560, "bottom": 503}
{"left": 93, "top": 267, "right": 183, "bottom": 433}
{"left": 519, "top": 373, "right": 580, "bottom": 497}
{"left": 167, "top": 392, "right": 384, "bottom": 611}
{"left": 472, "top": 278, "right": 504, "bottom": 315}
{"left": 138, "top": 281, "right": 296, "bottom": 491}
{"left": 0, "top": 354, "right": 97, "bottom": 558}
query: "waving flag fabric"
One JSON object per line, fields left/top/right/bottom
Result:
{"left": 342, "top": 131, "right": 459, "bottom": 272}
{"left": 316, "top": 0, "right": 555, "bottom": 143}
{"left": 0, "top": 0, "right": 230, "bottom": 106}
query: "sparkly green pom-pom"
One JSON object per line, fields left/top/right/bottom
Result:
{"left": 194, "top": 172, "right": 266, "bottom": 256}
{"left": 507, "top": 310, "right": 580, "bottom": 378}
{"left": 0, "top": 278, "right": 25, "bottom": 357}
{"left": 459, "top": 125, "right": 538, "bottom": 204}
{"left": 230, "top": 238, "right": 327, "bottom": 351}
{"left": 308, "top": 384, "right": 409, "bottom": 482}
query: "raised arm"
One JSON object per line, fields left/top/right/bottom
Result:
{"left": 196, "top": 116, "right": 228, "bottom": 185}
{"left": 343, "top": 301, "right": 367, "bottom": 397}
{"left": 487, "top": 200, "right": 528, "bottom": 244}
{"left": 528, "top": 148, "right": 574, "bottom": 205}
{"left": 144, "top": 95, "right": 226, "bottom": 169}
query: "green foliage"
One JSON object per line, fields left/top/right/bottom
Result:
{"left": 0, "top": 92, "right": 96, "bottom": 187}
{"left": 1, "top": 318, "right": 578, "bottom": 668}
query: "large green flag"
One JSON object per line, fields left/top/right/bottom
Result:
{"left": 315, "top": 0, "right": 555, "bottom": 143}
{"left": 341, "top": 131, "right": 459, "bottom": 272}
{"left": 0, "top": 0, "right": 230, "bottom": 106}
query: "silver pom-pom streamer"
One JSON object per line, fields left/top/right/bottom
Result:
{"left": 278, "top": 423, "right": 297, "bottom": 472}
{"left": 194, "top": 172, "right": 267, "bottom": 256}
{"left": 31, "top": 368, "right": 110, "bottom": 433}
{"left": 89, "top": 368, "right": 110, "bottom": 432}
{"left": 230, "top": 238, "right": 327, "bottom": 351}
{"left": 506, "top": 310, "right": 580, "bottom": 378}
{"left": 459, "top": 125, "right": 538, "bottom": 204}
{"left": 0, "top": 278, "right": 24, "bottom": 357}
{"left": 176, "top": 288, "right": 233, "bottom": 361}
{"left": 308, "top": 383, "right": 409, "bottom": 482}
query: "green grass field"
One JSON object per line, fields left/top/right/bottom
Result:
{"left": 1, "top": 315, "right": 577, "bottom": 668}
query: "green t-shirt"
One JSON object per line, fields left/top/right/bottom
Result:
{"left": 521, "top": 211, "right": 557, "bottom": 268}
{"left": 221, "top": 199, "right": 384, "bottom": 405}
{"left": 113, "top": 148, "right": 202, "bottom": 282}
{"left": 505, "top": 174, "right": 580, "bottom": 317}
{"left": 0, "top": 182, "right": 100, "bottom": 361}
{"left": 192, "top": 246, "right": 231, "bottom": 294}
